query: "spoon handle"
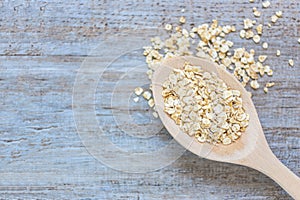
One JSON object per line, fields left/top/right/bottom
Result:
{"left": 245, "top": 147, "right": 300, "bottom": 199}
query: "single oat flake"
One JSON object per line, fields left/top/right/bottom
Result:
{"left": 165, "top": 24, "right": 172, "bottom": 31}
{"left": 179, "top": 16, "right": 186, "bottom": 24}
{"left": 276, "top": 11, "right": 283, "bottom": 18}
{"left": 262, "top": 0, "right": 270, "bottom": 8}
{"left": 134, "top": 87, "right": 144, "bottom": 96}
{"left": 271, "top": 15, "right": 278, "bottom": 23}
{"left": 258, "top": 55, "right": 267, "bottom": 63}
{"left": 133, "top": 97, "right": 139, "bottom": 103}
{"left": 256, "top": 24, "right": 263, "bottom": 35}
{"left": 262, "top": 42, "right": 268, "bottom": 49}
{"left": 276, "top": 50, "right": 281, "bottom": 57}
{"left": 253, "top": 35, "right": 261, "bottom": 43}
{"left": 266, "top": 82, "right": 275, "bottom": 88}
{"left": 143, "top": 91, "right": 152, "bottom": 100}
{"left": 152, "top": 112, "right": 159, "bottom": 118}
{"left": 288, "top": 59, "right": 294, "bottom": 67}
{"left": 250, "top": 80, "right": 260, "bottom": 89}
{"left": 148, "top": 98, "right": 155, "bottom": 107}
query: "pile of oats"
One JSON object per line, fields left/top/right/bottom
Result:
{"left": 143, "top": 17, "right": 277, "bottom": 94}
{"left": 162, "top": 63, "right": 249, "bottom": 145}
{"left": 134, "top": 0, "right": 296, "bottom": 119}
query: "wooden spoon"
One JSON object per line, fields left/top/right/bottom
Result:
{"left": 151, "top": 56, "right": 300, "bottom": 199}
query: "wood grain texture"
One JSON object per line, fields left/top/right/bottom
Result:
{"left": 0, "top": 0, "right": 299, "bottom": 199}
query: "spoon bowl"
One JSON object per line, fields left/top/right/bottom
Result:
{"left": 151, "top": 56, "right": 300, "bottom": 199}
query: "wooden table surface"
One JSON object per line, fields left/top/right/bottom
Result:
{"left": 0, "top": 0, "right": 299, "bottom": 199}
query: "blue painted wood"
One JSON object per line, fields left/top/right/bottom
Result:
{"left": 0, "top": 0, "right": 299, "bottom": 199}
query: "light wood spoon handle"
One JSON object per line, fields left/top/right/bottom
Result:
{"left": 243, "top": 145, "right": 300, "bottom": 199}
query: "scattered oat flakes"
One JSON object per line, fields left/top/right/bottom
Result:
{"left": 276, "top": 50, "right": 281, "bottom": 57}
{"left": 262, "top": 0, "right": 270, "bottom": 8}
{"left": 141, "top": 15, "right": 280, "bottom": 104}
{"left": 265, "top": 65, "right": 273, "bottom": 76}
{"left": 262, "top": 42, "right": 268, "bottom": 49}
{"left": 249, "top": 0, "right": 254, "bottom": 2}
{"left": 134, "top": 87, "right": 144, "bottom": 96}
{"left": 298, "top": 38, "right": 300, "bottom": 44}
{"left": 253, "top": 35, "right": 261, "bottom": 43}
{"left": 143, "top": 91, "right": 152, "bottom": 100}
{"left": 263, "top": 87, "right": 268, "bottom": 93}
{"left": 288, "top": 59, "right": 294, "bottom": 67}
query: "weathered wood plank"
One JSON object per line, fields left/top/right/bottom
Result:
{"left": 0, "top": 0, "right": 299, "bottom": 199}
